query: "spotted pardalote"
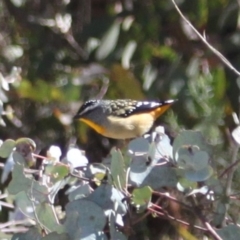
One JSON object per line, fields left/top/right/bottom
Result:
{"left": 74, "top": 99, "right": 176, "bottom": 139}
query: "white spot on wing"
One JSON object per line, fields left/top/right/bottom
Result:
{"left": 164, "top": 99, "right": 175, "bottom": 104}
{"left": 149, "top": 102, "right": 159, "bottom": 107}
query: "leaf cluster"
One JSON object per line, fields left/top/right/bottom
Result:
{"left": 0, "top": 128, "right": 238, "bottom": 239}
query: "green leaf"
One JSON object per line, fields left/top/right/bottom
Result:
{"left": 15, "top": 137, "right": 36, "bottom": 149}
{"left": 217, "top": 225, "right": 240, "bottom": 240}
{"left": 129, "top": 154, "right": 177, "bottom": 189}
{"left": 48, "top": 178, "right": 71, "bottom": 204}
{"left": 132, "top": 186, "right": 152, "bottom": 206}
{"left": 12, "top": 227, "right": 42, "bottom": 240}
{"left": 85, "top": 163, "right": 108, "bottom": 180}
{"left": 0, "top": 139, "right": 15, "bottom": 158}
{"left": 8, "top": 164, "right": 49, "bottom": 202}
{"left": 173, "top": 130, "right": 211, "bottom": 160}
{"left": 87, "top": 184, "right": 127, "bottom": 215}
{"left": 142, "top": 63, "right": 158, "bottom": 91}
{"left": 108, "top": 64, "right": 144, "bottom": 99}
{"left": 177, "top": 177, "right": 198, "bottom": 190}
{"left": 14, "top": 191, "right": 35, "bottom": 219}
{"left": 12, "top": 151, "right": 26, "bottom": 165}
{"left": 45, "top": 163, "right": 70, "bottom": 182}
{"left": 110, "top": 148, "right": 126, "bottom": 190}
{"left": 8, "top": 164, "right": 32, "bottom": 194}
{"left": 177, "top": 146, "right": 209, "bottom": 171}
{"left": 42, "top": 232, "right": 69, "bottom": 240}
{"left": 35, "top": 203, "right": 63, "bottom": 232}
{"left": 15, "top": 137, "right": 36, "bottom": 167}
{"left": 109, "top": 211, "right": 127, "bottom": 240}
{"left": 149, "top": 134, "right": 173, "bottom": 161}
{"left": 64, "top": 199, "right": 106, "bottom": 239}
{"left": 128, "top": 137, "right": 149, "bottom": 155}
{"left": 212, "top": 202, "right": 226, "bottom": 226}
{"left": 121, "top": 40, "right": 137, "bottom": 69}
{"left": 68, "top": 184, "right": 92, "bottom": 201}
{"left": 96, "top": 20, "right": 121, "bottom": 60}
{"left": 213, "top": 67, "right": 226, "bottom": 100}
{"left": 184, "top": 166, "right": 213, "bottom": 182}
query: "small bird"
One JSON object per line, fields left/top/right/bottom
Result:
{"left": 74, "top": 99, "right": 176, "bottom": 139}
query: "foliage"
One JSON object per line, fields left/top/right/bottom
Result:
{"left": 1, "top": 0, "right": 240, "bottom": 239}
{"left": 1, "top": 128, "right": 240, "bottom": 239}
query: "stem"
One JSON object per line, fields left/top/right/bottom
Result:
{"left": 148, "top": 206, "right": 208, "bottom": 231}
{"left": 171, "top": 0, "right": 240, "bottom": 76}
{"left": 225, "top": 145, "right": 239, "bottom": 196}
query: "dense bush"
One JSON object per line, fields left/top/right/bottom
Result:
{"left": 1, "top": 0, "right": 240, "bottom": 239}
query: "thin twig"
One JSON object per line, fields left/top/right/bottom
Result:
{"left": 171, "top": 0, "right": 240, "bottom": 76}
{"left": 1, "top": 226, "right": 29, "bottom": 233}
{"left": 0, "top": 219, "right": 33, "bottom": 229}
{"left": 154, "top": 191, "right": 222, "bottom": 239}
{"left": 225, "top": 145, "right": 240, "bottom": 196}
{"left": 95, "top": 76, "right": 109, "bottom": 100}
{"left": 218, "top": 159, "right": 240, "bottom": 179}
{"left": 64, "top": 32, "right": 88, "bottom": 59}
{"left": 152, "top": 191, "right": 192, "bottom": 209}
{"left": 148, "top": 206, "right": 208, "bottom": 231}
{"left": 198, "top": 216, "right": 223, "bottom": 240}
{"left": 28, "top": 181, "right": 50, "bottom": 233}
{"left": 186, "top": 195, "right": 223, "bottom": 240}
{"left": 0, "top": 200, "right": 14, "bottom": 209}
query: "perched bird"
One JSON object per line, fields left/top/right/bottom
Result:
{"left": 74, "top": 99, "right": 176, "bottom": 139}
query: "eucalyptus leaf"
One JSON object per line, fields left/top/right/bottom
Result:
{"left": 8, "top": 164, "right": 32, "bottom": 194}
{"left": 8, "top": 164, "right": 49, "bottom": 202}
{"left": 96, "top": 20, "right": 121, "bottom": 60}
{"left": 67, "top": 184, "right": 92, "bottom": 201}
{"left": 121, "top": 40, "right": 137, "bottom": 69}
{"left": 87, "top": 184, "right": 127, "bottom": 215}
{"left": 173, "top": 130, "right": 211, "bottom": 160}
{"left": 35, "top": 203, "right": 63, "bottom": 232}
{"left": 14, "top": 191, "right": 35, "bottom": 219}
{"left": 110, "top": 148, "right": 126, "bottom": 190}
{"left": 184, "top": 166, "right": 213, "bottom": 182}
{"left": 109, "top": 211, "right": 127, "bottom": 240}
{"left": 45, "top": 163, "right": 70, "bottom": 182}
{"left": 132, "top": 186, "right": 152, "bottom": 206}
{"left": 153, "top": 133, "right": 173, "bottom": 160}
{"left": 128, "top": 137, "right": 149, "bottom": 155}
{"left": 42, "top": 232, "right": 69, "bottom": 240}
{"left": 12, "top": 227, "right": 42, "bottom": 240}
{"left": 129, "top": 154, "right": 177, "bottom": 189}
{"left": 0, "top": 139, "right": 15, "bottom": 158}
{"left": 217, "top": 225, "right": 240, "bottom": 240}
{"left": 64, "top": 199, "right": 106, "bottom": 236}
{"left": 1, "top": 152, "right": 14, "bottom": 183}
{"left": 177, "top": 146, "right": 209, "bottom": 171}
{"left": 212, "top": 201, "right": 226, "bottom": 226}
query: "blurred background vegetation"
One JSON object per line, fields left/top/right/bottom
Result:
{"left": 1, "top": 0, "right": 240, "bottom": 238}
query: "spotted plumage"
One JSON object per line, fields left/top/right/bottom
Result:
{"left": 74, "top": 99, "right": 176, "bottom": 139}
{"left": 76, "top": 99, "right": 175, "bottom": 118}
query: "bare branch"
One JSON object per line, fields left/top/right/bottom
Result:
{"left": 171, "top": 0, "right": 240, "bottom": 76}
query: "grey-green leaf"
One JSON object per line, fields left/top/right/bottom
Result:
{"left": 132, "top": 186, "right": 152, "bottom": 206}
{"left": 35, "top": 203, "right": 63, "bottom": 232}
{"left": 184, "top": 166, "right": 213, "bottom": 182}
{"left": 173, "top": 130, "right": 211, "bottom": 160}
{"left": 87, "top": 184, "right": 127, "bottom": 215}
{"left": 96, "top": 20, "right": 121, "bottom": 60}
{"left": 217, "top": 225, "right": 240, "bottom": 240}
{"left": 110, "top": 148, "right": 126, "bottom": 190}
{"left": 64, "top": 199, "right": 106, "bottom": 239}
{"left": 0, "top": 139, "right": 15, "bottom": 158}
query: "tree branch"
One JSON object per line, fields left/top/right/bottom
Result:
{"left": 171, "top": 0, "right": 240, "bottom": 76}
